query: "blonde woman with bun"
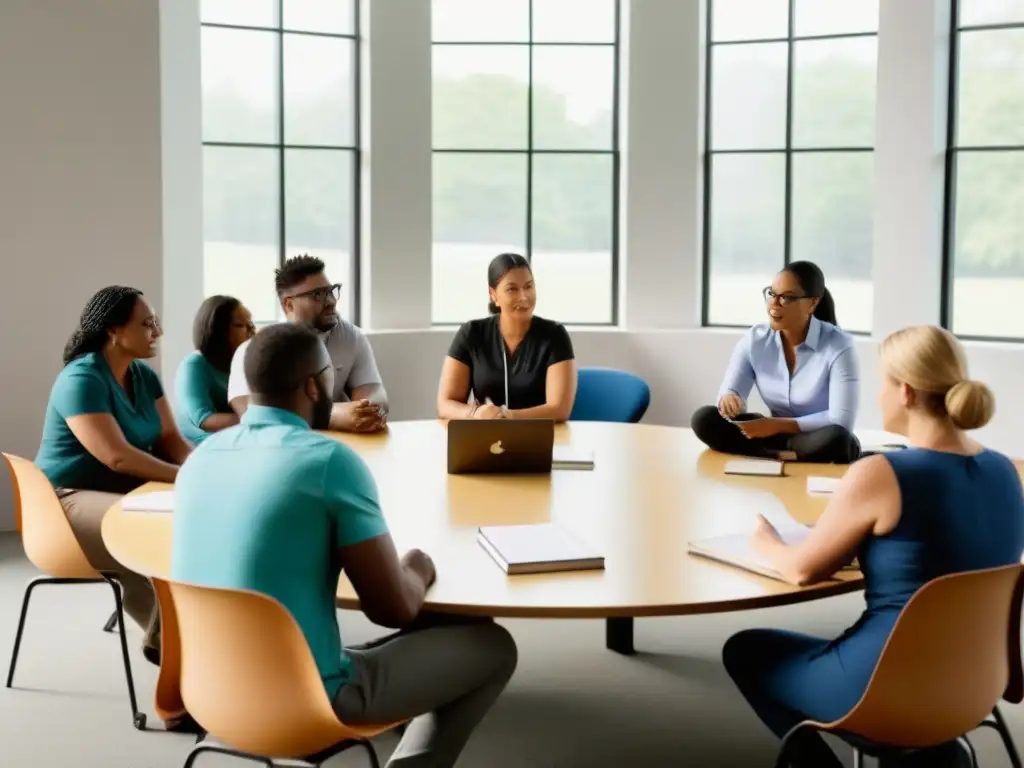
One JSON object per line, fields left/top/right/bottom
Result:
{"left": 722, "top": 325, "right": 1024, "bottom": 768}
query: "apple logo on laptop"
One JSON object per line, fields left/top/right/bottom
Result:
{"left": 489, "top": 440, "right": 505, "bottom": 455}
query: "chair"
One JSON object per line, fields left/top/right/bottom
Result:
{"left": 163, "top": 578, "right": 402, "bottom": 767}
{"left": 1, "top": 453, "right": 145, "bottom": 729}
{"left": 569, "top": 367, "right": 651, "bottom": 423}
{"left": 775, "top": 564, "right": 1024, "bottom": 768}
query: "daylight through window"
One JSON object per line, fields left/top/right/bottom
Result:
{"left": 431, "top": 0, "right": 621, "bottom": 325}
{"left": 944, "top": 0, "right": 1024, "bottom": 340}
{"left": 703, "top": 0, "right": 879, "bottom": 333}
{"left": 200, "top": 0, "right": 360, "bottom": 324}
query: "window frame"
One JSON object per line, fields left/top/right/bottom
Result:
{"left": 200, "top": 0, "right": 363, "bottom": 325}
{"left": 430, "top": 0, "right": 623, "bottom": 327}
{"left": 701, "top": 0, "right": 877, "bottom": 332}
{"left": 940, "top": 0, "right": 1024, "bottom": 343}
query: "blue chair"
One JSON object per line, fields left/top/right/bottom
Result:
{"left": 569, "top": 367, "right": 651, "bottom": 423}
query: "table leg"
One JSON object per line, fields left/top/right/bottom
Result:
{"left": 606, "top": 617, "right": 635, "bottom": 655}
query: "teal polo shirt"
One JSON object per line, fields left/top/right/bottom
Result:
{"left": 35, "top": 352, "right": 164, "bottom": 491}
{"left": 173, "top": 351, "right": 230, "bottom": 445}
{"left": 170, "top": 405, "right": 389, "bottom": 699}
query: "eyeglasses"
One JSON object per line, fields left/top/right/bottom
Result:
{"left": 142, "top": 316, "right": 162, "bottom": 330}
{"left": 763, "top": 287, "right": 813, "bottom": 307}
{"left": 286, "top": 284, "right": 342, "bottom": 304}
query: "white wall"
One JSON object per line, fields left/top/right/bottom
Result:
{"left": 1, "top": 0, "right": 1023, "bottom": 535}
{"left": 366, "top": 328, "right": 1024, "bottom": 458}
{"left": 0, "top": 0, "right": 166, "bottom": 530}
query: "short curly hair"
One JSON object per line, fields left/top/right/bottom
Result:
{"left": 275, "top": 254, "right": 325, "bottom": 298}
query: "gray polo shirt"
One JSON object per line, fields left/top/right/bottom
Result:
{"left": 227, "top": 319, "right": 383, "bottom": 405}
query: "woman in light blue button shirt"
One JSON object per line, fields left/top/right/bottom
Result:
{"left": 691, "top": 261, "right": 861, "bottom": 463}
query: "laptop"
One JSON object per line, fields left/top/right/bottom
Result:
{"left": 447, "top": 419, "right": 555, "bottom": 474}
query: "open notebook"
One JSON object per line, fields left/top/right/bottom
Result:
{"left": 478, "top": 523, "right": 605, "bottom": 575}
{"left": 688, "top": 514, "right": 858, "bottom": 583}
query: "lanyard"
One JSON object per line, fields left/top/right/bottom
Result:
{"left": 502, "top": 342, "right": 510, "bottom": 409}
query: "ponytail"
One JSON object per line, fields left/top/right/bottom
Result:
{"left": 63, "top": 328, "right": 109, "bottom": 366}
{"left": 783, "top": 261, "right": 838, "bottom": 327}
{"left": 63, "top": 286, "right": 143, "bottom": 366}
{"left": 813, "top": 287, "right": 838, "bottom": 327}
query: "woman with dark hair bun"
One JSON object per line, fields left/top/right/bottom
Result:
{"left": 35, "top": 286, "right": 193, "bottom": 664}
{"left": 691, "top": 261, "right": 862, "bottom": 463}
{"left": 174, "top": 294, "right": 255, "bottom": 444}
{"left": 436, "top": 253, "right": 577, "bottom": 421}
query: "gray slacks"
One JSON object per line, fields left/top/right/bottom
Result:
{"left": 333, "top": 617, "right": 518, "bottom": 768}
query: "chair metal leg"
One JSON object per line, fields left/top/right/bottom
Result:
{"left": 182, "top": 744, "right": 273, "bottom": 768}
{"left": 775, "top": 723, "right": 804, "bottom": 768}
{"left": 358, "top": 740, "right": 381, "bottom": 768}
{"left": 6, "top": 576, "right": 101, "bottom": 688}
{"left": 851, "top": 748, "right": 863, "bottom": 768}
{"left": 6, "top": 577, "right": 44, "bottom": 688}
{"left": 104, "top": 576, "right": 146, "bottom": 731}
{"left": 992, "top": 705, "right": 1023, "bottom": 768}
{"left": 103, "top": 610, "right": 118, "bottom": 633}
{"left": 957, "top": 735, "right": 979, "bottom": 768}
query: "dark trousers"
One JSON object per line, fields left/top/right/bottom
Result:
{"left": 691, "top": 406, "right": 861, "bottom": 464}
{"left": 723, "top": 629, "right": 972, "bottom": 768}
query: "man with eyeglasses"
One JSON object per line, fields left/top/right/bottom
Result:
{"left": 227, "top": 254, "right": 389, "bottom": 433}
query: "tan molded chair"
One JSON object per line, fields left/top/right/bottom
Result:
{"left": 776, "top": 563, "right": 1024, "bottom": 768}
{"left": 1, "top": 453, "right": 145, "bottom": 729}
{"left": 164, "top": 579, "right": 403, "bottom": 767}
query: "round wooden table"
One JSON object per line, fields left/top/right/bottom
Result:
{"left": 102, "top": 420, "right": 867, "bottom": 655}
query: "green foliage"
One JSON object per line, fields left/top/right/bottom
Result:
{"left": 202, "top": 35, "right": 1024, "bottom": 278}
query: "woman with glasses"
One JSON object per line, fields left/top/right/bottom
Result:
{"left": 35, "top": 286, "right": 194, "bottom": 664}
{"left": 690, "top": 261, "right": 862, "bottom": 463}
{"left": 173, "top": 294, "right": 255, "bottom": 444}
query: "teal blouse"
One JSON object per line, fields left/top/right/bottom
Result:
{"left": 174, "top": 351, "right": 231, "bottom": 445}
{"left": 35, "top": 352, "right": 164, "bottom": 491}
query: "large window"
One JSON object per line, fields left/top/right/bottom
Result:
{"left": 200, "top": 0, "right": 360, "bottom": 324}
{"left": 703, "top": 0, "right": 879, "bottom": 332}
{"left": 944, "top": 0, "right": 1024, "bottom": 340}
{"left": 431, "top": 0, "right": 621, "bottom": 325}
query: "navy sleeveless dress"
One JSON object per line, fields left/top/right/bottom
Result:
{"left": 723, "top": 448, "right": 1024, "bottom": 747}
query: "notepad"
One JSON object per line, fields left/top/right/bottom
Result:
{"left": 724, "top": 459, "right": 784, "bottom": 477}
{"left": 807, "top": 476, "right": 842, "bottom": 495}
{"left": 552, "top": 448, "right": 595, "bottom": 471}
{"left": 688, "top": 518, "right": 859, "bottom": 582}
{"left": 688, "top": 529, "right": 809, "bottom": 582}
{"left": 477, "top": 523, "right": 605, "bottom": 575}
{"left": 121, "top": 491, "right": 174, "bottom": 513}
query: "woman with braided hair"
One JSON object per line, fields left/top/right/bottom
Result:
{"left": 35, "top": 286, "right": 194, "bottom": 664}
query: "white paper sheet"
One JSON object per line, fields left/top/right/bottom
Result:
{"left": 121, "top": 491, "right": 174, "bottom": 513}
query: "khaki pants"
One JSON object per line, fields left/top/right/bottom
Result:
{"left": 59, "top": 489, "right": 160, "bottom": 650}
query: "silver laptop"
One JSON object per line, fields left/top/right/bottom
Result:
{"left": 447, "top": 419, "right": 555, "bottom": 475}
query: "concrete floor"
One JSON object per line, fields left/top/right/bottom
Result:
{"left": 0, "top": 533, "right": 1019, "bottom": 767}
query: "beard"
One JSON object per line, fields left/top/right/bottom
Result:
{"left": 312, "top": 380, "right": 334, "bottom": 431}
{"left": 312, "top": 311, "right": 338, "bottom": 333}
